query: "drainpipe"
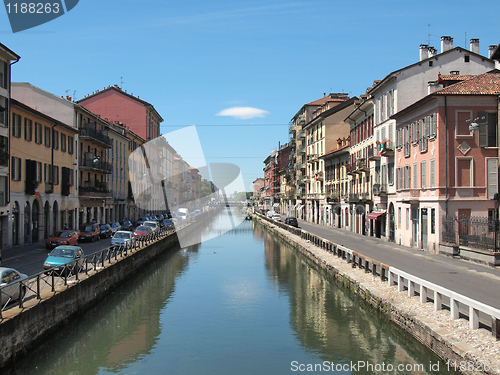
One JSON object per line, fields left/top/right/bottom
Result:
{"left": 444, "top": 95, "right": 448, "bottom": 217}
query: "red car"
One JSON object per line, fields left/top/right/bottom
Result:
{"left": 46, "top": 230, "right": 79, "bottom": 250}
{"left": 133, "top": 225, "right": 152, "bottom": 237}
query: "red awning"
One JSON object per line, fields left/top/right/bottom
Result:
{"left": 366, "top": 212, "right": 385, "bottom": 220}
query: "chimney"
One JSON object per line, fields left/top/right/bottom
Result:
{"left": 489, "top": 45, "right": 497, "bottom": 59}
{"left": 470, "top": 39, "right": 479, "bottom": 54}
{"left": 420, "top": 44, "right": 429, "bottom": 61}
{"left": 428, "top": 46, "right": 437, "bottom": 58}
{"left": 441, "top": 36, "right": 453, "bottom": 53}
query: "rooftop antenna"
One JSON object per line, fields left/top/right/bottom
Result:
{"left": 427, "top": 23, "right": 431, "bottom": 45}
{"left": 120, "top": 76, "right": 123, "bottom": 89}
{"left": 73, "top": 90, "right": 77, "bottom": 101}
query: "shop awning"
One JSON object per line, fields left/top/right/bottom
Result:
{"left": 273, "top": 203, "right": 279, "bottom": 207}
{"left": 366, "top": 212, "right": 385, "bottom": 220}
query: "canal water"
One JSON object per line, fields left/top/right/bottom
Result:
{"left": 8, "top": 214, "right": 453, "bottom": 375}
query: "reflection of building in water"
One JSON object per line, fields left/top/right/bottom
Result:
{"left": 22, "top": 248, "right": 191, "bottom": 374}
{"left": 261, "top": 223, "right": 436, "bottom": 373}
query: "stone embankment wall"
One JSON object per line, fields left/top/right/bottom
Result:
{"left": 0, "top": 213, "right": 213, "bottom": 369}
{"left": 255, "top": 216, "right": 500, "bottom": 375}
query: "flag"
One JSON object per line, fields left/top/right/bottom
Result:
{"left": 35, "top": 187, "right": 39, "bottom": 196}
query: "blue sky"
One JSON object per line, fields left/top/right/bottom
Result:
{"left": 1, "top": 0, "right": 499, "bottom": 191}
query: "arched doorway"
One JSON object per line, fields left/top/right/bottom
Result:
{"left": 12, "top": 202, "right": 19, "bottom": 246}
{"left": 24, "top": 201, "right": 31, "bottom": 244}
{"left": 389, "top": 203, "right": 395, "bottom": 243}
{"left": 52, "top": 201, "right": 59, "bottom": 234}
{"left": 68, "top": 201, "right": 74, "bottom": 229}
{"left": 32, "top": 200, "right": 40, "bottom": 242}
{"left": 60, "top": 201, "right": 67, "bottom": 230}
{"left": 44, "top": 201, "right": 50, "bottom": 238}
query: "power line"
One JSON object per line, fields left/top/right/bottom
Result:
{"left": 161, "top": 124, "right": 288, "bottom": 127}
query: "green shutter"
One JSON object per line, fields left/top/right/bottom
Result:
{"left": 478, "top": 111, "right": 488, "bottom": 147}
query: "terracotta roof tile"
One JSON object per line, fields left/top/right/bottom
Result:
{"left": 436, "top": 73, "right": 500, "bottom": 95}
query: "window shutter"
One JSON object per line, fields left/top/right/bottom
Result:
{"left": 478, "top": 111, "right": 488, "bottom": 147}
{"left": 413, "top": 163, "right": 417, "bottom": 189}
{"left": 421, "top": 161, "right": 426, "bottom": 189}
{"left": 430, "top": 159, "right": 435, "bottom": 188}
{"left": 3, "top": 62, "right": 7, "bottom": 89}
{"left": 487, "top": 158, "right": 498, "bottom": 199}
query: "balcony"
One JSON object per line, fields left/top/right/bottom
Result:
{"left": 297, "top": 113, "right": 306, "bottom": 125}
{"left": 79, "top": 180, "right": 112, "bottom": 198}
{"left": 308, "top": 153, "right": 318, "bottom": 162}
{"left": 349, "top": 193, "right": 360, "bottom": 202}
{"left": 289, "top": 122, "right": 296, "bottom": 134}
{"left": 315, "top": 171, "right": 324, "bottom": 181}
{"left": 326, "top": 192, "right": 339, "bottom": 203}
{"left": 79, "top": 124, "right": 112, "bottom": 147}
{"left": 80, "top": 153, "right": 112, "bottom": 173}
{"left": 380, "top": 140, "right": 394, "bottom": 157}
{"left": 297, "top": 146, "right": 306, "bottom": 155}
{"left": 368, "top": 147, "right": 380, "bottom": 161}
{"left": 358, "top": 158, "right": 369, "bottom": 172}
{"left": 297, "top": 130, "right": 305, "bottom": 139}
{"left": 373, "top": 183, "right": 388, "bottom": 196}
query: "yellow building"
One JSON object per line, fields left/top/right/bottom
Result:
{"left": 10, "top": 99, "right": 78, "bottom": 245}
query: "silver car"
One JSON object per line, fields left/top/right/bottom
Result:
{"left": 0, "top": 267, "right": 28, "bottom": 306}
{"left": 111, "top": 231, "right": 133, "bottom": 248}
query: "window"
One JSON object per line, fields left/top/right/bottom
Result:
{"left": 398, "top": 207, "right": 401, "bottom": 227}
{"left": 429, "top": 159, "right": 435, "bottom": 188}
{"left": 34, "top": 122, "right": 42, "bottom": 144}
{"left": 44, "top": 126, "right": 51, "bottom": 147}
{"left": 52, "top": 166, "right": 59, "bottom": 185}
{"left": 388, "top": 162, "right": 394, "bottom": 185}
{"left": 487, "top": 158, "right": 499, "bottom": 199}
{"left": 431, "top": 209, "right": 435, "bottom": 234}
{"left": 36, "top": 161, "right": 42, "bottom": 182}
{"left": 11, "top": 156, "right": 21, "bottom": 181}
{"left": 12, "top": 113, "right": 21, "bottom": 138}
{"left": 404, "top": 165, "right": 411, "bottom": 189}
{"left": 456, "top": 111, "right": 472, "bottom": 137}
{"left": 429, "top": 113, "right": 437, "bottom": 139}
{"left": 24, "top": 118, "right": 32, "bottom": 141}
{"left": 396, "top": 167, "right": 402, "bottom": 190}
{"left": 478, "top": 111, "right": 498, "bottom": 147}
{"left": 411, "top": 121, "right": 418, "bottom": 145}
{"left": 419, "top": 118, "right": 428, "bottom": 152}
{"left": 403, "top": 125, "right": 410, "bottom": 157}
{"left": 413, "top": 163, "right": 417, "bottom": 189}
{"left": 421, "top": 160, "right": 427, "bottom": 189}
{"left": 464, "top": 55, "right": 470, "bottom": 63}
{"left": 456, "top": 158, "right": 472, "bottom": 187}
{"left": 406, "top": 208, "right": 410, "bottom": 230}
{"left": 429, "top": 60, "right": 433, "bottom": 67}
{"left": 61, "top": 133, "right": 67, "bottom": 152}
{"left": 68, "top": 136, "right": 74, "bottom": 154}
{"left": 52, "top": 129, "right": 59, "bottom": 150}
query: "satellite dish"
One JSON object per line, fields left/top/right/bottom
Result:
{"left": 469, "top": 122, "right": 479, "bottom": 132}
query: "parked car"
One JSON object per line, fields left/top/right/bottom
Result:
{"left": 120, "top": 221, "right": 134, "bottom": 231}
{"left": 0, "top": 267, "right": 28, "bottom": 306}
{"left": 110, "top": 222, "right": 121, "bottom": 234}
{"left": 43, "top": 246, "right": 85, "bottom": 274}
{"left": 284, "top": 217, "right": 299, "bottom": 228}
{"left": 100, "top": 224, "right": 113, "bottom": 239}
{"left": 46, "top": 230, "right": 79, "bottom": 250}
{"left": 133, "top": 225, "right": 152, "bottom": 237}
{"left": 111, "top": 231, "right": 133, "bottom": 248}
{"left": 143, "top": 220, "right": 159, "bottom": 232}
{"left": 272, "top": 214, "right": 281, "bottom": 222}
{"left": 161, "top": 219, "right": 175, "bottom": 230}
{"left": 79, "top": 223, "right": 100, "bottom": 242}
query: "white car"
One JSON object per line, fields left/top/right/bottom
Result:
{"left": 272, "top": 214, "right": 281, "bottom": 222}
{"left": 143, "top": 221, "right": 159, "bottom": 232}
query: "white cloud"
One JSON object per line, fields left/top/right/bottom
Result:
{"left": 216, "top": 106, "right": 269, "bottom": 120}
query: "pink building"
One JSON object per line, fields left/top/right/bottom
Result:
{"left": 393, "top": 72, "right": 500, "bottom": 256}
{"left": 78, "top": 85, "right": 163, "bottom": 141}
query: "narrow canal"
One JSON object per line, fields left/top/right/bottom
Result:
{"left": 7, "top": 215, "right": 453, "bottom": 374}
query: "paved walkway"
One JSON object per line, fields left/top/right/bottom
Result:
{"left": 295, "top": 218, "right": 500, "bottom": 310}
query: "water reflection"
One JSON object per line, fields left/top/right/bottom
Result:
{"left": 254, "top": 222, "right": 449, "bottom": 374}
{"left": 5, "top": 216, "right": 451, "bottom": 374}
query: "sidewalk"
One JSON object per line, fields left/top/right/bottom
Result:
{"left": 295, "top": 218, "right": 500, "bottom": 310}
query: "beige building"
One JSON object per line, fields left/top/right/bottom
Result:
{"left": 10, "top": 99, "right": 78, "bottom": 246}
